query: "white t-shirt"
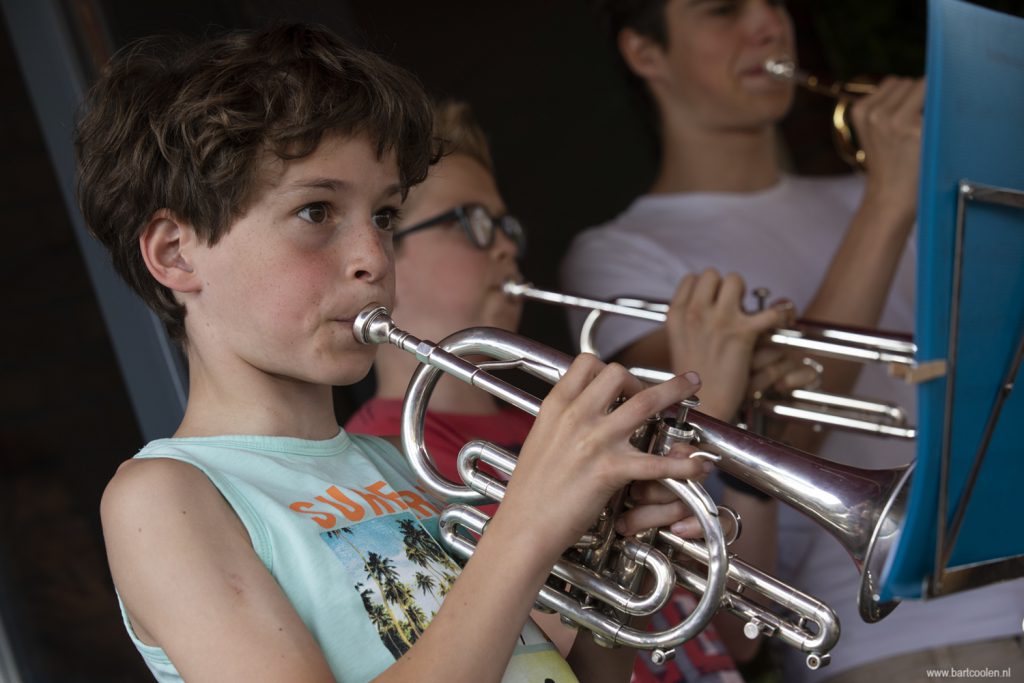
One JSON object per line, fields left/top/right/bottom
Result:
{"left": 560, "top": 174, "right": 1024, "bottom": 681}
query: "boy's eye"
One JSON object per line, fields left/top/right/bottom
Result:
{"left": 707, "top": 1, "right": 739, "bottom": 16}
{"left": 372, "top": 207, "right": 401, "bottom": 232}
{"left": 297, "top": 202, "right": 330, "bottom": 224}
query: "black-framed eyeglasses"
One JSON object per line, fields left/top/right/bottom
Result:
{"left": 393, "top": 203, "right": 526, "bottom": 259}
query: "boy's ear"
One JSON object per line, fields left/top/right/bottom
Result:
{"left": 617, "top": 28, "right": 668, "bottom": 83}
{"left": 139, "top": 209, "right": 202, "bottom": 293}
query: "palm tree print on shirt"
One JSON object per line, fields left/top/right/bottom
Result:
{"left": 323, "top": 511, "right": 461, "bottom": 657}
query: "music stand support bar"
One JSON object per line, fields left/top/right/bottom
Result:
{"left": 931, "top": 180, "right": 1024, "bottom": 596}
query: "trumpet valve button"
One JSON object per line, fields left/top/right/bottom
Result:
{"left": 752, "top": 287, "right": 771, "bottom": 311}
{"left": 743, "top": 619, "right": 762, "bottom": 639}
{"left": 743, "top": 618, "right": 777, "bottom": 639}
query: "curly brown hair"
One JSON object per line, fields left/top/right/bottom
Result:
{"left": 75, "top": 23, "right": 438, "bottom": 341}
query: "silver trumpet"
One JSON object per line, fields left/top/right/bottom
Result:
{"left": 354, "top": 305, "right": 914, "bottom": 670}
{"left": 503, "top": 280, "right": 917, "bottom": 440}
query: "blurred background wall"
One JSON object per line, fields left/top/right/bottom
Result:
{"left": 1, "top": 1, "right": 1021, "bottom": 680}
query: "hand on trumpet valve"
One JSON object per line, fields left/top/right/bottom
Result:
{"left": 493, "top": 354, "right": 706, "bottom": 560}
{"left": 764, "top": 58, "right": 923, "bottom": 173}
{"left": 664, "top": 269, "right": 794, "bottom": 421}
{"left": 617, "top": 450, "right": 715, "bottom": 538}
{"left": 749, "top": 346, "right": 822, "bottom": 398}
{"left": 848, "top": 76, "right": 925, "bottom": 219}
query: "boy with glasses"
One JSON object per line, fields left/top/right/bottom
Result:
{"left": 348, "top": 101, "right": 533, "bottom": 521}
{"left": 394, "top": 202, "right": 526, "bottom": 258}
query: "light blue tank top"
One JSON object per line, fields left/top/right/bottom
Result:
{"left": 117, "top": 429, "right": 575, "bottom": 682}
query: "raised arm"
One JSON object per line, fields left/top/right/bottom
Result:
{"left": 787, "top": 77, "right": 925, "bottom": 452}
{"left": 807, "top": 77, "right": 924, "bottom": 329}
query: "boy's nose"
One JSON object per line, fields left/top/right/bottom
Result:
{"left": 346, "top": 224, "right": 392, "bottom": 283}
{"left": 745, "top": 0, "right": 791, "bottom": 47}
{"left": 490, "top": 227, "right": 518, "bottom": 262}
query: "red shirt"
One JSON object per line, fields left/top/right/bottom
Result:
{"left": 345, "top": 398, "right": 533, "bottom": 517}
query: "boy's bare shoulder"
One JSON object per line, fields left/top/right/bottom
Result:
{"left": 100, "top": 456, "right": 228, "bottom": 534}
{"left": 103, "top": 455, "right": 213, "bottom": 501}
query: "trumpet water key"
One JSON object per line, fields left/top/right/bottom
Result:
{"left": 352, "top": 305, "right": 914, "bottom": 669}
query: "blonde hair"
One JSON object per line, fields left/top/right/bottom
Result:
{"left": 433, "top": 100, "right": 494, "bottom": 173}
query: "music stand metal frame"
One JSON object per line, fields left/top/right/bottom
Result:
{"left": 929, "top": 179, "right": 1024, "bottom": 597}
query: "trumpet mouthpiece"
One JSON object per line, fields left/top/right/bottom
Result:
{"left": 502, "top": 279, "right": 529, "bottom": 296}
{"left": 353, "top": 305, "right": 394, "bottom": 345}
{"left": 764, "top": 58, "right": 796, "bottom": 81}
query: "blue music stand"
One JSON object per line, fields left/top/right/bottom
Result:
{"left": 879, "top": 0, "right": 1024, "bottom": 602}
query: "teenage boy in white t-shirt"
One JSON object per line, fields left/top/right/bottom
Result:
{"left": 562, "top": 2, "right": 1023, "bottom": 681}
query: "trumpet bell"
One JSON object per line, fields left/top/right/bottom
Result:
{"left": 858, "top": 465, "right": 914, "bottom": 622}
{"left": 682, "top": 408, "right": 908, "bottom": 623}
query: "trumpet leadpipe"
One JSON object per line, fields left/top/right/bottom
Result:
{"left": 503, "top": 280, "right": 916, "bottom": 368}
{"left": 503, "top": 280, "right": 667, "bottom": 322}
{"left": 764, "top": 58, "right": 877, "bottom": 99}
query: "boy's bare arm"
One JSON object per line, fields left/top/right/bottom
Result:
{"left": 809, "top": 77, "right": 924, "bottom": 332}
{"left": 101, "top": 458, "right": 337, "bottom": 683}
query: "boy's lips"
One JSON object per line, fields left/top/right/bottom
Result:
{"left": 336, "top": 299, "right": 394, "bottom": 324}
{"left": 333, "top": 307, "right": 380, "bottom": 325}
{"left": 740, "top": 55, "right": 791, "bottom": 77}
{"left": 740, "top": 65, "right": 778, "bottom": 79}
{"left": 497, "top": 272, "right": 523, "bottom": 290}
